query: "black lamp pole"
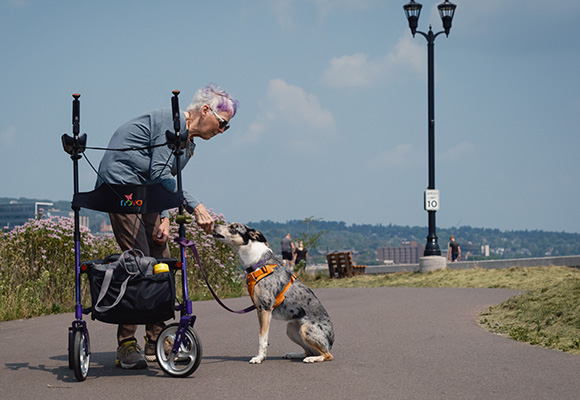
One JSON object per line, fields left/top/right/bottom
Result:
{"left": 403, "top": 0, "right": 456, "bottom": 256}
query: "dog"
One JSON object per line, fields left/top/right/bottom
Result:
{"left": 213, "top": 223, "right": 334, "bottom": 364}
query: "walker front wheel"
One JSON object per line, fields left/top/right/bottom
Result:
{"left": 156, "top": 323, "right": 202, "bottom": 378}
{"left": 72, "top": 328, "right": 90, "bottom": 381}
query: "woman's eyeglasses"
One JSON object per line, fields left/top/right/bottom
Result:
{"left": 209, "top": 107, "right": 230, "bottom": 131}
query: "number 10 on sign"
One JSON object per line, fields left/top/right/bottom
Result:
{"left": 424, "top": 189, "right": 440, "bottom": 211}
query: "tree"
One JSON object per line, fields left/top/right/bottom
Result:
{"left": 294, "top": 216, "right": 325, "bottom": 256}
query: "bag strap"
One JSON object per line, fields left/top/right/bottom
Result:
{"left": 94, "top": 268, "right": 130, "bottom": 312}
{"left": 93, "top": 249, "right": 144, "bottom": 313}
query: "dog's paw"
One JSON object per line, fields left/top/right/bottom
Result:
{"left": 249, "top": 355, "right": 265, "bottom": 364}
{"left": 303, "top": 355, "right": 325, "bottom": 363}
{"left": 283, "top": 352, "right": 306, "bottom": 359}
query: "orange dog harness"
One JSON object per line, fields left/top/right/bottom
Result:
{"left": 246, "top": 264, "right": 297, "bottom": 309}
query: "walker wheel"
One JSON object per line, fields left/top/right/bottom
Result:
{"left": 156, "top": 323, "right": 202, "bottom": 378}
{"left": 68, "top": 328, "right": 74, "bottom": 369}
{"left": 72, "top": 328, "right": 90, "bottom": 381}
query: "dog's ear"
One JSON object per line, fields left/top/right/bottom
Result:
{"left": 248, "top": 229, "right": 268, "bottom": 243}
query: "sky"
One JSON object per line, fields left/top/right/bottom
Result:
{"left": 1, "top": 0, "right": 579, "bottom": 234}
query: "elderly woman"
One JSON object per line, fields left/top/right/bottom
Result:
{"left": 95, "top": 83, "right": 239, "bottom": 370}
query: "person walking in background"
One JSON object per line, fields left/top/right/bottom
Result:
{"left": 281, "top": 233, "right": 294, "bottom": 268}
{"left": 95, "top": 83, "right": 239, "bottom": 369}
{"left": 293, "top": 241, "right": 308, "bottom": 272}
{"left": 447, "top": 236, "right": 461, "bottom": 262}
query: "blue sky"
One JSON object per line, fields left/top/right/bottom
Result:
{"left": 1, "top": 0, "right": 579, "bottom": 233}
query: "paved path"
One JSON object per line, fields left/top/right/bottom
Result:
{"left": 2, "top": 287, "right": 580, "bottom": 400}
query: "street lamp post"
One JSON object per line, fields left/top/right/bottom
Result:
{"left": 403, "top": 0, "right": 456, "bottom": 257}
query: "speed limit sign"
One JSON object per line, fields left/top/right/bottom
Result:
{"left": 424, "top": 189, "right": 440, "bottom": 211}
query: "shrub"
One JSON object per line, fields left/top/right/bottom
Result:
{"left": 0, "top": 216, "right": 118, "bottom": 321}
{"left": 0, "top": 210, "right": 243, "bottom": 321}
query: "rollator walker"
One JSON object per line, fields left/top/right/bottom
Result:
{"left": 62, "top": 91, "right": 202, "bottom": 381}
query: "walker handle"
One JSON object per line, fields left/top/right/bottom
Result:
{"left": 72, "top": 93, "right": 81, "bottom": 135}
{"left": 171, "top": 90, "right": 180, "bottom": 133}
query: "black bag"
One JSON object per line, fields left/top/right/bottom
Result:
{"left": 86, "top": 249, "right": 175, "bottom": 324}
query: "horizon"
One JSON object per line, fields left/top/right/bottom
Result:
{"left": 1, "top": 194, "right": 578, "bottom": 236}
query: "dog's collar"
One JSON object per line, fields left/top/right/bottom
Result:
{"left": 245, "top": 258, "right": 271, "bottom": 273}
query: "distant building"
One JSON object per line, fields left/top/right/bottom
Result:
{"left": 98, "top": 219, "right": 113, "bottom": 235}
{"left": 377, "top": 241, "right": 425, "bottom": 264}
{"left": 0, "top": 201, "right": 54, "bottom": 230}
{"left": 0, "top": 201, "right": 88, "bottom": 230}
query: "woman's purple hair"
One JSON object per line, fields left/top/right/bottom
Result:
{"left": 187, "top": 83, "right": 239, "bottom": 117}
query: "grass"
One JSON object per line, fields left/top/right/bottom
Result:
{"left": 479, "top": 276, "right": 580, "bottom": 354}
{"left": 300, "top": 266, "right": 580, "bottom": 355}
{"left": 301, "top": 266, "right": 574, "bottom": 291}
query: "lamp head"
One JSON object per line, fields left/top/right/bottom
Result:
{"left": 403, "top": 1, "right": 422, "bottom": 37}
{"left": 437, "top": 0, "right": 456, "bottom": 37}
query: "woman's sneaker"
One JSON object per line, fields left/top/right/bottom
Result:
{"left": 144, "top": 336, "right": 158, "bottom": 362}
{"left": 115, "top": 338, "right": 147, "bottom": 369}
